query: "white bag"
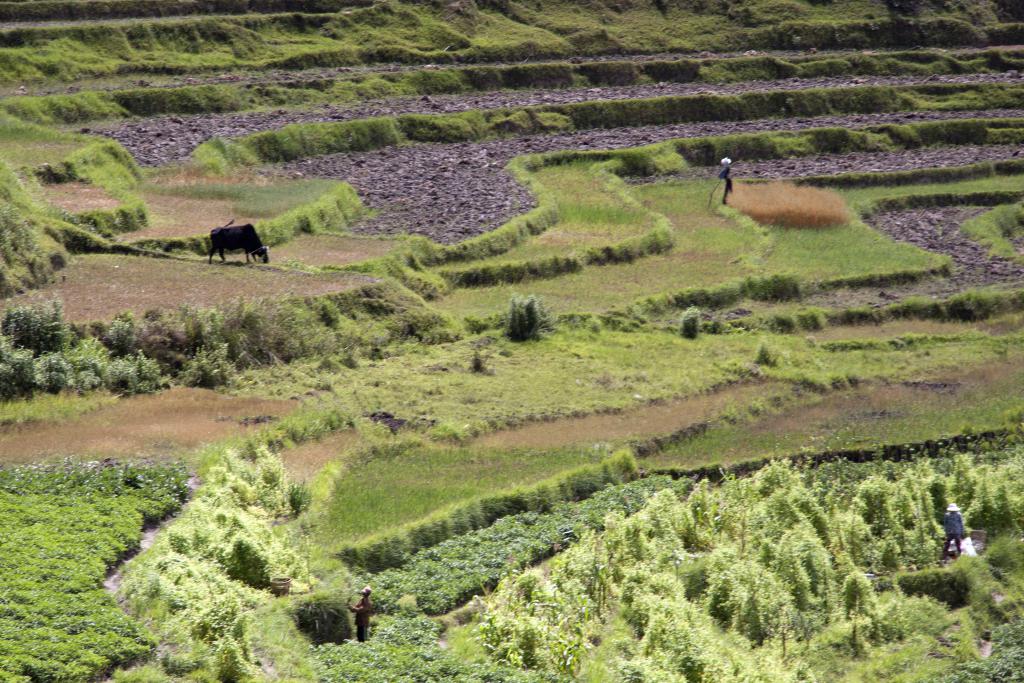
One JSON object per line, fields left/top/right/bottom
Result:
{"left": 961, "top": 537, "right": 977, "bottom": 557}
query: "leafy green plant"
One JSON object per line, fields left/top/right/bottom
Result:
{"left": 0, "top": 461, "right": 189, "bottom": 682}
{"left": 505, "top": 294, "right": 553, "bottom": 342}
{"left": 680, "top": 306, "right": 701, "bottom": 339}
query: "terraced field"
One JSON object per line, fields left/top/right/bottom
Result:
{"left": 4, "top": 0, "right": 1024, "bottom": 681}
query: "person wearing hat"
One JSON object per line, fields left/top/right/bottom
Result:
{"left": 350, "top": 586, "right": 373, "bottom": 642}
{"left": 718, "top": 157, "right": 733, "bottom": 205}
{"left": 943, "top": 503, "right": 965, "bottom": 560}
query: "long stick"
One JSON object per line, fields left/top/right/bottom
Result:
{"left": 706, "top": 181, "right": 722, "bottom": 210}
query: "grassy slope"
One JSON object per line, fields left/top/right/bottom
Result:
{"left": 435, "top": 163, "right": 945, "bottom": 317}
{"left": 0, "top": 0, "right": 1016, "bottom": 85}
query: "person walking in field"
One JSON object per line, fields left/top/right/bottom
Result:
{"left": 350, "top": 586, "right": 373, "bottom": 642}
{"left": 719, "top": 157, "right": 733, "bottom": 205}
{"left": 943, "top": 503, "right": 965, "bottom": 560}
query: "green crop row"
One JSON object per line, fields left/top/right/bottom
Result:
{"left": 0, "top": 461, "right": 189, "bottom": 683}
{"left": 196, "top": 83, "right": 1024, "bottom": 168}
{"left": 7, "top": 47, "right": 1024, "bottom": 126}
{"left": 363, "top": 473, "right": 682, "bottom": 615}
{"left": 340, "top": 450, "right": 638, "bottom": 573}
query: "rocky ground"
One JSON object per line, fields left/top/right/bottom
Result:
{"left": 101, "top": 72, "right": 1024, "bottom": 167}
{"left": 276, "top": 109, "right": 1024, "bottom": 243}
{"left": 866, "top": 207, "right": 1024, "bottom": 287}
{"left": 649, "top": 145, "right": 1024, "bottom": 182}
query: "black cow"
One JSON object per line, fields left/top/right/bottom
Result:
{"left": 208, "top": 223, "right": 269, "bottom": 264}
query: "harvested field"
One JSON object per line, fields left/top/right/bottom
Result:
{"left": 39, "top": 182, "right": 121, "bottom": 213}
{"left": 866, "top": 206, "right": 1024, "bottom": 287}
{"left": 0, "top": 387, "right": 296, "bottom": 463}
{"left": 284, "top": 108, "right": 1024, "bottom": 243}
{"left": 103, "top": 72, "right": 1023, "bottom": 166}
{"left": 729, "top": 181, "right": 850, "bottom": 228}
{"left": 3, "top": 254, "right": 373, "bottom": 321}
{"left": 474, "top": 381, "right": 778, "bottom": 450}
{"left": 271, "top": 233, "right": 398, "bottom": 267}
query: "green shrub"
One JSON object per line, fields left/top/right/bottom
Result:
{"left": 680, "top": 307, "right": 701, "bottom": 339}
{"left": 755, "top": 342, "right": 778, "bottom": 367}
{"left": 0, "top": 336, "right": 36, "bottom": 399}
{"left": 1, "top": 301, "right": 70, "bottom": 354}
{"left": 104, "top": 352, "right": 163, "bottom": 395}
{"left": 895, "top": 567, "right": 971, "bottom": 608}
{"left": 293, "top": 591, "right": 353, "bottom": 645}
{"left": 104, "top": 313, "right": 138, "bottom": 357}
{"left": 33, "top": 352, "right": 72, "bottom": 393}
{"left": 505, "top": 294, "right": 553, "bottom": 342}
{"left": 288, "top": 482, "right": 312, "bottom": 517}
{"left": 181, "top": 343, "right": 233, "bottom": 388}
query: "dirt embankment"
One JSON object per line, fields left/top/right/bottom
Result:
{"left": 279, "top": 108, "right": 1024, "bottom": 243}
{"left": 102, "top": 72, "right": 1024, "bottom": 167}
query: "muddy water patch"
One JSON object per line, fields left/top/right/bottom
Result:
{"left": 474, "top": 382, "right": 777, "bottom": 450}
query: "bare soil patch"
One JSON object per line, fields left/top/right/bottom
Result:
{"left": 474, "top": 381, "right": 773, "bottom": 450}
{"left": 271, "top": 234, "right": 398, "bottom": 267}
{"left": 39, "top": 182, "right": 121, "bottom": 213}
{"left": 3, "top": 254, "right": 373, "bottom": 321}
{"left": 866, "top": 206, "right": 1024, "bottom": 287}
{"left": 130, "top": 191, "right": 258, "bottom": 240}
{"left": 649, "top": 144, "right": 1024, "bottom": 183}
{"left": 0, "top": 387, "right": 296, "bottom": 463}
{"left": 102, "top": 73, "right": 1022, "bottom": 167}
{"left": 283, "top": 108, "right": 1024, "bottom": 244}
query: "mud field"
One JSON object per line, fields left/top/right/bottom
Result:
{"left": 866, "top": 206, "right": 1024, "bottom": 287}
{"left": 277, "top": 108, "right": 1024, "bottom": 243}
{"left": 649, "top": 144, "right": 1024, "bottom": 182}
{"left": 103, "top": 72, "right": 1023, "bottom": 167}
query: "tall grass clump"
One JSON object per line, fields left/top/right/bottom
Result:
{"left": 505, "top": 294, "right": 553, "bottom": 342}
{"left": 680, "top": 306, "right": 701, "bottom": 339}
{"left": 730, "top": 181, "right": 851, "bottom": 228}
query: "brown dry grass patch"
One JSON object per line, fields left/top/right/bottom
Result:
{"left": 474, "top": 381, "right": 776, "bottom": 450}
{"left": 132, "top": 192, "right": 258, "bottom": 240}
{"left": 0, "top": 387, "right": 296, "bottom": 464}
{"left": 271, "top": 234, "right": 397, "bottom": 267}
{"left": 730, "top": 181, "right": 850, "bottom": 228}
{"left": 40, "top": 182, "right": 122, "bottom": 213}
{"left": 281, "top": 429, "right": 362, "bottom": 481}
{"left": 4, "top": 254, "right": 373, "bottom": 321}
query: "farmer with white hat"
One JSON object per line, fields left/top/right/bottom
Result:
{"left": 718, "top": 157, "right": 734, "bottom": 205}
{"left": 349, "top": 585, "right": 373, "bottom": 642}
{"left": 943, "top": 503, "right": 965, "bottom": 560}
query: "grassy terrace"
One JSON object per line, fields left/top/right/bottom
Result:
{"left": 5, "top": 1, "right": 1024, "bottom": 680}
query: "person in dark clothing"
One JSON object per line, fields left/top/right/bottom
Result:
{"left": 350, "top": 586, "right": 373, "bottom": 642}
{"left": 719, "top": 157, "right": 733, "bottom": 205}
{"left": 943, "top": 503, "right": 965, "bottom": 560}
